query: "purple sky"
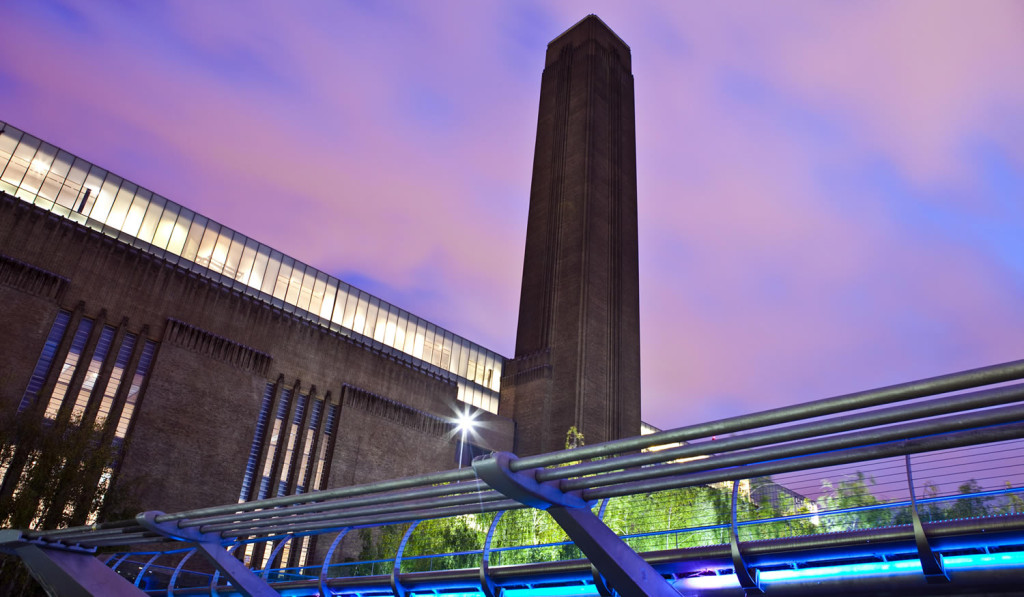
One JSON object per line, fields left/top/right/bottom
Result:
{"left": 3, "top": 1, "right": 1023, "bottom": 431}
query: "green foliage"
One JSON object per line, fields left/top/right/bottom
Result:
{"left": 352, "top": 472, "right": 1024, "bottom": 574}
{"left": 565, "top": 426, "right": 585, "bottom": 450}
{"left": 0, "top": 413, "right": 133, "bottom": 530}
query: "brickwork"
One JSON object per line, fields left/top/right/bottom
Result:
{"left": 501, "top": 16, "right": 641, "bottom": 455}
{"left": 0, "top": 192, "right": 514, "bottom": 516}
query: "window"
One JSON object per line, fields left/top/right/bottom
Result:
{"left": 18, "top": 311, "right": 71, "bottom": 413}
{"left": 239, "top": 383, "right": 275, "bottom": 503}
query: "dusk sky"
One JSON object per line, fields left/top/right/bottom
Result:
{"left": 3, "top": 1, "right": 1022, "bottom": 431}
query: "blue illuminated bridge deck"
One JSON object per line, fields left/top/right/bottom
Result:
{"left": 4, "top": 359, "right": 1024, "bottom": 596}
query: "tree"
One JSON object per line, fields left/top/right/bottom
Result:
{"left": 947, "top": 479, "right": 992, "bottom": 520}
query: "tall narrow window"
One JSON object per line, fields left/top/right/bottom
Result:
{"left": 18, "top": 311, "right": 71, "bottom": 413}
{"left": 311, "top": 403, "right": 338, "bottom": 492}
{"left": 239, "top": 383, "right": 275, "bottom": 503}
{"left": 258, "top": 388, "right": 292, "bottom": 500}
{"left": 43, "top": 317, "right": 94, "bottom": 420}
{"left": 114, "top": 340, "right": 156, "bottom": 442}
{"left": 295, "top": 399, "right": 324, "bottom": 494}
{"left": 277, "top": 393, "right": 308, "bottom": 497}
{"left": 70, "top": 325, "right": 116, "bottom": 421}
{"left": 95, "top": 334, "right": 136, "bottom": 427}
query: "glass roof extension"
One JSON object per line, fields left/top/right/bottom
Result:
{"left": 0, "top": 120, "right": 502, "bottom": 414}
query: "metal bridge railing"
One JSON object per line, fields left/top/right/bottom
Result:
{"left": 4, "top": 358, "right": 1024, "bottom": 596}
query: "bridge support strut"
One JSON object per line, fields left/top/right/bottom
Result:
{"left": 137, "top": 511, "right": 281, "bottom": 597}
{"left": 473, "top": 452, "right": 679, "bottom": 597}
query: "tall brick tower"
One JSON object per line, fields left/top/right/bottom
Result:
{"left": 499, "top": 15, "right": 641, "bottom": 456}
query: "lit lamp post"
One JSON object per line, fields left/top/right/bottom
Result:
{"left": 456, "top": 411, "right": 477, "bottom": 469}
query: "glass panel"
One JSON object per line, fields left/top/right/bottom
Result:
{"left": 420, "top": 325, "right": 434, "bottom": 365}
{"left": 395, "top": 312, "right": 410, "bottom": 353}
{"left": 412, "top": 320, "right": 425, "bottom": 360}
{"left": 166, "top": 208, "right": 193, "bottom": 256}
{"left": 44, "top": 317, "right": 94, "bottom": 420}
{"left": 308, "top": 273, "right": 327, "bottom": 317}
{"left": 1, "top": 134, "right": 39, "bottom": 186}
{"left": 38, "top": 149, "right": 74, "bottom": 202}
{"left": 339, "top": 287, "right": 357, "bottom": 328}
{"left": 261, "top": 250, "right": 283, "bottom": 296}
{"left": 208, "top": 229, "right": 232, "bottom": 275}
{"left": 105, "top": 181, "right": 137, "bottom": 229}
{"left": 364, "top": 298, "right": 380, "bottom": 340}
{"left": 122, "top": 188, "right": 151, "bottom": 237}
{"left": 447, "top": 334, "right": 461, "bottom": 374}
{"left": 136, "top": 194, "right": 166, "bottom": 244}
{"left": 273, "top": 256, "right": 294, "bottom": 300}
{"left": 222, "top": 232, "right": 244, "bottom": 280}
{"left": 55, "top": 157, "right": 90, "bottom": 211}
{"left": 151, "top": 203, "right": 180, "bottom": 249}
{"left": 18, "top": 311, "right": 72, "bottom": 413}
{"left": 192, "top": 219, "right": 219, "bottom": 267}
{"left": 79, "top": 165, "right": 108, "bottom": 216}
{"left": 114, "top": 340, "right": 157, "bottom": 441}
{"left": 295, "top": 268, "right": 315, "bottom": 312}
{"left": 328, "top": 283, "right": 347, "bottom": 326}
{"left": 259, "top": 388, "right": 292, "bottom": 500}
{"left": 235, "top": 239, "right": 259, "bottom": 286}
{"left": 179, "top": 213, "right": 207, "bottom": 261}
{"left": 20, "top": 142, "right": 57, "bottom": 195}
{"left": 91, "top": 173, "right": 123, "bottom": 223}
{"left": 352, "top": 293, "right": 370, "bottom": 335}
{"left": 283, "top": 262, "right": 303, "bottom": 306}
{"left": 95, "top": 333, "right": 136, "bottom": 428}
{"left": 255, "top": 247, "right": 277, "bottom": 295}
{"left": 70, "top": 325, "right": 116, "bottom": 420}
{"left": 383, "top": 309, "right": 398, "bottom": 346}
{"left": 0, "top": 125, "right": 23, "bottom": 171}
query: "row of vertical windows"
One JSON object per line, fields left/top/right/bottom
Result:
{"left": 239, "top": 382, "right": 340, "bottom": 569}
{"left": 0, "top": 121, "right": 503, "bottom": 412}
{"left": 6, "top": 310, "right": 158, "bottom": 525}
{"left": 18, "top": 310, "right": 156, "bottom": 436}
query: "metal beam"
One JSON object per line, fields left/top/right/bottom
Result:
{"left": 9, "top": 542, "right": 148, "bottom": 597}
{"left": 474, "top": 451, "right": 679, "bottom": 597}
{"left": 136, "top": 511, "right": 280, "bottom": 597}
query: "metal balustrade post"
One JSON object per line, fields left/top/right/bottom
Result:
{"left": 729, "top": 479, "right": 762, "bottom": 593}
{"left": 905, "top": 454, "right": 949, "bottom": 582}
{"left": 480, "top": 511, "right": 504, "bottom": 597}
{"left": 319, "top": 529, "right": 350, "bottom": 597}
{"left": 391, "top": 521, "right": 421, "bottom": 597}
{"left": 134, "top": 552, "right": 164, "bottom": 589}
{"left": 474, "top": 452, "right": 679, "bottom": 597}
{"left": 167, "top": 548, "right": 197, "bottom": 597}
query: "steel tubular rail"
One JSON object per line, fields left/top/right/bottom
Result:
{"left": 562, "top": 401, "right": 1024, "bottom": 493}
{"left": 584, "top": 421, "right": 1024, "bottom": 500}
{"left": 220, "top": 499, "right": 523, "bottom": 539}
{"left": 197, "top": 489, "right": 509, "bottom": 536}
{"left": 157, "top": 466, "right": 479, "bottom": 523}
{"left": 536, "top": 380, "right": 1024, "bottom": 482}
{"left": 181, "top": 479, "right": 490, "bottom": 529}
{"left": 511, "top": 358, "right": 1024, "bottom": 470}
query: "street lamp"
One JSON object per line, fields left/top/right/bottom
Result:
{"left": 456, "top": 410, "right": 477, "bottom": 469}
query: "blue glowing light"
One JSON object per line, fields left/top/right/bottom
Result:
{"left": 676, "top": 550, "right": 1024, "bottom": 591}
{"left": 502, "top": 584, "right": 600, "bottom": 597}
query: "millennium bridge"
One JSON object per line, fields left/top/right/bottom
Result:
{"left": 3, "top": 360, "right": 1024, "bottom": 596}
